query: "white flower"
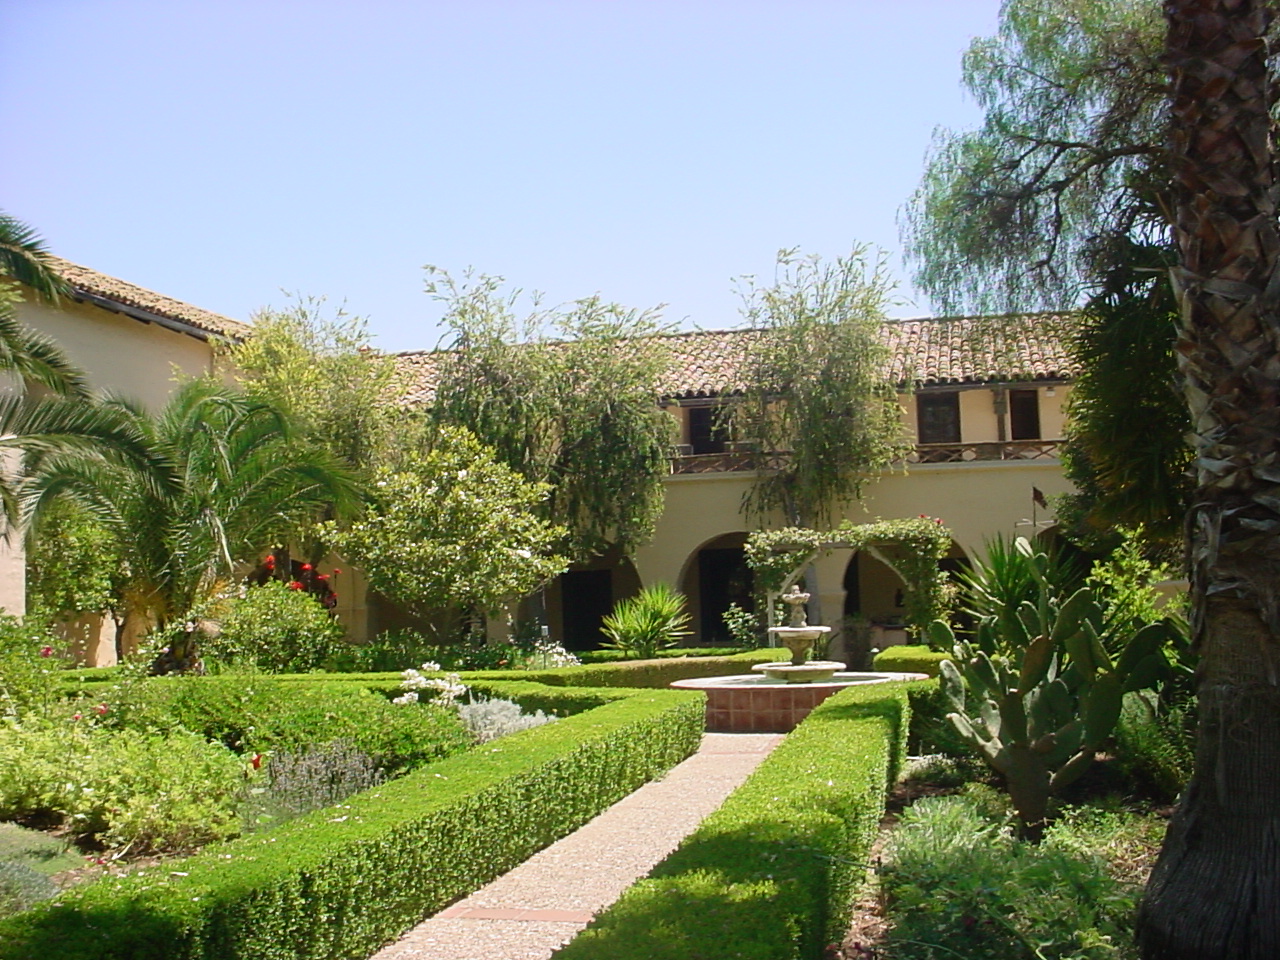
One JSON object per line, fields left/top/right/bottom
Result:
{"left": 515, "top": 548, "right": 532, "bottom": 559}
{"left": 391, "top": 692, "right": 419, "bottom": 705}
{"left": 420, "top": 661, "right": 442, "bottom": 673}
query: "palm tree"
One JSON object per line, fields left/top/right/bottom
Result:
{"left": 1138, "top": 3, "right": 1280, "bottom": 957}
{"left": 25, "top": 379, "right": 363, "bottom": 667}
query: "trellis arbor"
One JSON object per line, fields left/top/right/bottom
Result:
{"left": 744, "top": 517, "right": 955, "bottom": 639}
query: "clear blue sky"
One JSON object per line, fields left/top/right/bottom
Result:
{"left": 1, "top": 1, "right": 1001, "bottom": 353}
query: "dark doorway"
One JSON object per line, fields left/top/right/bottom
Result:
{"left": 842, "top": 552, "right": 862, "bottom": 618}
{"left": 688, "top": 405, "right": 729, "bottom": 455}
{"left": 560, "top": 569, "right": 613, "bottom": 650}
{"left": 698, "top": 547, "right": 754, "bottom": 643}
{"left": 1009, "top": 389, "right": 1041, "bottom": 440}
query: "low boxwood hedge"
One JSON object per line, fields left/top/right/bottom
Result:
{"left": 0, "top": 688, "right": 705, "bottom": 960}
{"left": 553, "top": 680, "right": 927, "bottom": 960}
{"left": 463, "top": 649, "right": 779, "bottom": 688}
{"left": 872, "top": 645, "right": 947, "bottom": 677}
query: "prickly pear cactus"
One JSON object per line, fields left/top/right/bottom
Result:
{"left": 937, "top": 582, "right": 1173, "bottom": 835}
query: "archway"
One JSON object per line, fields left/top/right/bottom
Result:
{"left": 679, "top": 532, "right": 754, "bottom": 645}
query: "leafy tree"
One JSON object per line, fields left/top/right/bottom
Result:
{"left": 325, "top": 425, "right": 567, "bottom": 616}
{"left": 1138, "top": 4, "right": 1280, "bottom": 956}
{"left": 427, "top": 267, "right": 676, "bottom": 559}
{"left": 25, "top": 379, "right": 361, "bottom": 665}
{"left": 731, "top": 246, "right": 908, "bottom": 527}
{"left": 227, "top": 297, "right": 407, "bottom": 471}
{"left": 25, "top": 499, "right": 124, "bottom": 625}
{"left": 902, "top": 0, "right": 1191, "bottom": 548}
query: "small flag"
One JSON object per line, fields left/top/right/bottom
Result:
{"left": 1032, "top": 487, "right": 1048, "bottom": 509}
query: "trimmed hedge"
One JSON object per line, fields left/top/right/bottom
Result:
{"left": 872, "top": 645, "right": 947, "bottom": 677}
{"left": 0, "top": 689, "right": 705, "bottom": 960}
{"left": 554, "top": 680, "right": 926, "bottom": 960}
{"left": 463, "top": 649, "right": 779, "bottom": 688}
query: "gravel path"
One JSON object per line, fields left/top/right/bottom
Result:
{"left": 369, "top": 732, "right": 783, "bottom": 960}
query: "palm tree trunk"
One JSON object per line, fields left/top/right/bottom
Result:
{"left": 1139, "top": 3, "right": 1280, "bottom": 957}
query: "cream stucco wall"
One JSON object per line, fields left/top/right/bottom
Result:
{"left": 14, "top": 296, "right": 221, "bottom": 411}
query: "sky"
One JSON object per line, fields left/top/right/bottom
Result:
{"left": 1, "top": 1, "right": 1003, "bottom": 353}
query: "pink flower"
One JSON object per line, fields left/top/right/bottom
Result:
{"left": 72, "top": 713, "right": 82, "bottom": 721}
{"left": 94, "top": 703, "right": 109, "bottom": 716}
{"left": 39, "top": 645, "right": 53, "bottom": 658}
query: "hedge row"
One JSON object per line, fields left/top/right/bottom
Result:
{"left": 554, "top": 680, "right": 926, "bottom": 960}
{"left": 0, "top": 689, "right": 706, "bottom": 960}
{"left": 463, "top": 649, "right": 779, "bottom": 688}
{"left": 872, "top": 645, "right": 947, "bottom": 677}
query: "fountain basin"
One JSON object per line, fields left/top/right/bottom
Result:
{"left": 751, "top": 659, "right": 846, "bottom": 683}
{"left": 671, "top": 672, "right": 927, "bottom": 733}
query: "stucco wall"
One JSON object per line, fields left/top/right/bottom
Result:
{"left": 14, "top": 296, "right": 221, "bottom": 411}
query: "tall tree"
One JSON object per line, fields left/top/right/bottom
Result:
{"left": 903, "top": 0, "right": 1192, "bottom": 548}
{"left": 731, "top": 246, "right": 908, "bottom": 527}
{"left": 427, "top": 268, "right": 676, "bottom": 559}
{"left": 1138, "top": 3, "right": 1280, "bottom": 956}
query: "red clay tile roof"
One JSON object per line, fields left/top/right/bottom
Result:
{"left": 394, "top": 312, "right": 1077, "bottom": 404}
{"left": 47, "top": 257, "right": 250, "bottom": 340}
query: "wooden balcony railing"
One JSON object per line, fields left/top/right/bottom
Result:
{"left": 668, "top": 439, "right": 1063, "bottom": 475}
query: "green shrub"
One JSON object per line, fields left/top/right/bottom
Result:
{"left": 466, "top": 649, "right": 778, "bottom": 688}
{"left": 879, "top": 794, "right": 1141, "bottom": 960}
{"left": 873, "top": 645, "right": 947, "bottom": 677}
{"left": 601, "top": 584, "right": 692, "bottom": 659}
{"left": 0, "top": 724, "right": 244, "bottom": 854}
{"left": 104, "top": 676, "right": 471, "bottom": 775}
{"left": 1112, "top": 692, "right": 1195, "bottom": 803}
{"left": 0, "top": 689, "right": 705, "bottom": 960}
{"left": 209, "top": 581, "right": 345, "bottom": 673}
{"left": 555, "top": 680, "right": 920, "bottom": 960}
{"left": 326, "top": 630, "right": 524, "bottom": 672}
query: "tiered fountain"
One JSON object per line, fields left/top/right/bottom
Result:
{"left": 751, "top": 584, "right": 844, "bottom": 682}
{"left": 670, "top": 582, "right": 925, "bottom": 732}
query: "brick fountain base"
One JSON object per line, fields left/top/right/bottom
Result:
{"left": 670, "top": 672, "right": 926, "bottom": 733}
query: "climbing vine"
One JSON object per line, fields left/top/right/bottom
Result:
{"left": 745, "top": 517, "right": 954, "bottom": 636}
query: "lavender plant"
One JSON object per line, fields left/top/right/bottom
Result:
{"left": 241, "top": 739, "right": 383, "bottom": 830}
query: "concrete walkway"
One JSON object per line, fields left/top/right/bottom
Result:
{"left": 370, "top": 732, "right": 783, "bottom": 960}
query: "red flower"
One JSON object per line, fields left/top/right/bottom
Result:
{"left": 332, "top": 568, "right": 342, "bottom": 576}
{"left": 265, "top": 556, "right": 276, "bottom": 568}
{"left": 317, "top": 574, "right": 329, "bottom": 581}
{"left": 250, "top": 754, "right": 263, "bottom": 770}
{"left": 301, "top": 563, "right": 312, "bottom": 571}
{"left": 288, "top": 581, "right": 303, "bottom": 590}
{"left": 72, "top": 713, "right": 82, "bottom": 721}
{"left": 94, "top": 703, "right": 109, "bottom": 715}
{"left": 39, "top": 645, "right": 53, "bottom": 658}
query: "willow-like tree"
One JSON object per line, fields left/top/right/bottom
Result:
{"left": 902, "top": 0, "right": 1192, "bottom": 549}
{"left": 731, "top": 247, "right": 908, "bottom": 528}
{"left": 427, "top": 267, "right": 676, "bottom": 560}
{"left": 1138, "top": 3, "right": 1280, "bottom": 956}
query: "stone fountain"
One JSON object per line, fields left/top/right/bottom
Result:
{"left": 751, "top": 584, "right": 846, "bottom": 683}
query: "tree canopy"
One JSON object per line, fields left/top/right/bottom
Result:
{"left": 731, "top": 247, "right": 909, "bottom": 528}
{"left": 427, "top": 267, "right": 676, "bottom": 560}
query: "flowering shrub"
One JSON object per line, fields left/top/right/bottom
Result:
{"left": 0, "top": 619, "right": 69, "bottom": 726}
{"left": 394, "top": 664, "right": 468, "bottom": 705}
{"left": 211, "top": 579, "right": 345, "bottom": 672}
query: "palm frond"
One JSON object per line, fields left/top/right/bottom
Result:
{"left": 0, "top": 213, "right": 70, "bottom": 301}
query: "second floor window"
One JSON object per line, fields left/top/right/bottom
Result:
{"left": 1009, "top": 388, "right": 1041, "bottom": 440}
{"left": 917, "top": 392, "right": 961, "bottom": 444}
{"left": 688, "top": 405, "right": 730, "bottom": 455}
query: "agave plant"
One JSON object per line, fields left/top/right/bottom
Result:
{"left": 599, "top": 582, "right": 691, "bottom": 659}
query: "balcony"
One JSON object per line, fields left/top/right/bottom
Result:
{"left": 668, "top": 439, "right": 1063, "bottom": 475}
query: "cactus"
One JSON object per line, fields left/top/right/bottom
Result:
{"left": 937, "top": 576, "right": 1175, "bottom": 837}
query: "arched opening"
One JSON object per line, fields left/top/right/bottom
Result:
{"left": 841, "top": 539, "right": 970, "bottom": 657}
{"left": 545, "top": 545, "right": 642, "bottom": 651}
{"left": 679, "top": 532, "right": 754, "bottom": 645}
